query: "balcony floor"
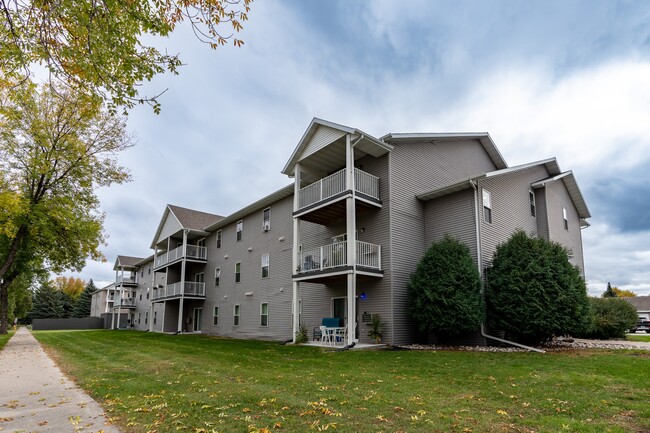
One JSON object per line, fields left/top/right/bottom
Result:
{"left": 293, "top": 266, "right": 383, "bottom": 284}
{"left": 294, "top": 192, "right": 381, "bottom": 225}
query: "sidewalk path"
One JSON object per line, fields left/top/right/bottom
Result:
{"left": 0, "top": 327, "right": 121, "bottom": 432}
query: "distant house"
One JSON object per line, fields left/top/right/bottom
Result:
{"left": 99, "top": 118, "right": 591, "bottom": 345}
{"left": 622, "top": 296, "right": 650, "bottom": 321}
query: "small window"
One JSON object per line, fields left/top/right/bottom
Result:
{"left": 145, "top": 311, "right": 149, "bottom": 325}
{"left": 146, "top": 292, "right": 149, "bottom": 300}
{"left": 260, "top": 302, "right": 269, "bottom": 327}
{"left": 482, "top": 189, "right": 492, "bottom": 224}
{"left": 213, "top": 306, "right": 219, "bottom": 326}
{"left": 138, "top": 312, "right": 141, "bottom": 324}
{"left": 261, "top": 254, "right": 270, "bottom": 279}
{"left": 233, "top": 304, "right": 240, "bottom": 326}
{"left": 148, "top": 266, "right": 151, "bottom": 275}
{"left": 216, "top": 230, "right": 222, "bottom": 248}
{"left": 563, "top": 207, "right": 568, "bottom": 230}
{"left": 529, "top": 190, "right": 536, "bottom": 217}
{"left": 235, "top": 262, "right": 241, "bottom": 283}
{"left": 262, "top": 208, "right": 271, "bottom": 231}
{"left": 140, "top": 268, "right": 143, "bottom": 277}
{"left": 139, "top": 294, "right": 142, "bottom": 301}
{"left": 153, "top": 311, "right": 157, "bottom": 325}
{"left": 214, "top": 267, "right": 221, "bottom": 286}
{"left": 236, "top": 220, "right": 243, "bottom": 242}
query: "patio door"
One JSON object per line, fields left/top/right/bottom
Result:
{"left": 332, "top": 297, "right": 346, "bottom": 327}
{"left": 193, "top": 308, "right": 202, "bottom": 332}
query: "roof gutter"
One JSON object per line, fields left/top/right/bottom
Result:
{"left": 470, "top": 180, "right": 545, "bottom": 354}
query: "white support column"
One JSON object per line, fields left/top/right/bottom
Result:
{"left": 149, "top": 304, "right": 154, "bottom": 332}
{"left": 345, "top": 133, "right": 357, "bottom": 345}
{"left": 178, "top": 229, "right": 188, "bottom": 333}
{"left": 110, "top": 306, "right": 116, "bottom": 330}
{"left": 293, "top": 162, "right": 301, "bottom": 210}
{"left": 178, "top": 298, "right": 184, "bottom": 333}
{"left": 292, "top": 281, "right": 300, "bottom": 342}
{"left": 162, "top": 301, "right": 166, "bottom": 333}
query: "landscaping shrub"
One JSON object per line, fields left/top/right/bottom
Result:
{"left": 581, "top": 297, "right": 638, "bottom": 339}
{"left": 409, "top": 235, "right": 484, "bottom": 337}
{"left": 486, "top": 230, "right": 589, "bottom": 345}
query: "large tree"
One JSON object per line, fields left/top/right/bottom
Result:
{"left": 408, "top": 235, "right": 484, "bottom": 339}
{"left": 51, "top": 276, "right": 85, "bottom": 300}
{"left": 0, "top": 82, "right": 132, "bottom": 333}
{"left": 486, "top": 230, "right": 590, "bottom": 345}
{"left": 72, "top": 279, "right": 96, "bottom": 318}
{"left": 0, "top": 0, "right": 251, "bottom": 111}
{"left": 29, "top": 280, "right": 64, "bottom": 319}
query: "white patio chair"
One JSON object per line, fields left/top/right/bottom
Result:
{"left": 320, "top": 326, "right": 332, "bottom": 346}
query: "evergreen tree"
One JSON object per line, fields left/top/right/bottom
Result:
{"left": 29, "top": 282, "right": 64, "bottom": 319}
{"left": 602, "top": 282, "right": 617, "bottom": 298}
{"left": 73, "top": 279, "right": 96, "bottom": 318}
{"left": 486, "top": 230, "right": 590, "bottom": 345}
{"left": 409, "top": 236, "right": 485, "bottom": 338}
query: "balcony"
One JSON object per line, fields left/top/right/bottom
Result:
{"left": 296, "top": 240, "right": 382, "bottom": 279}
{"left": 152, "top": 281, "right": 206, "bottom": 300}
{"left": 154, "top": 244, "right": 207, "bottom": 269}
{"left": 297, "top": 168, "right": 380, "bottom": 211}
{"left": 114, "top": 298, "right": 136, "bottom": 308}
{"left": 116, "top": 274, "right": 138, "bottom": 286}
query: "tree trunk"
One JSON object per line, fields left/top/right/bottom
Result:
{"left": 0, "top": 282, "right": 8, "bottom": 334}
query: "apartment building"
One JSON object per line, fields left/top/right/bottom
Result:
{"left": 95, "top": 118, "right": 590, "bottom": 345}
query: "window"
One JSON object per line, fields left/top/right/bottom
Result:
{"left": 153, "top": 311, "right": 157, "bottom": 325}
{"left": 197, "top": 238, "right": 205, "bottom": 248}
{"left": 482, "top": 189, "right": 492, "bottom": 224}
{"left": 563, "top": 207, "right": 568, "bottom": 230}
{"left": 216, "top": 230, "right": 222, "bottom": 248}
{"left": 138, "top": 312, "right": 141, "bottom": 324}
{"left": 260, "top": 302, "right": 269, "bottom": 327}
{"left": 145, "top": 312, "right": 149, "bottom": 325}
{"left": 235, "top": 262, "right": 241, "bottom": 283}
{"left": 148, "top": 266, "right": 151, "bottom": 275}
{"left": 146, "top": 292, "right": 149, "bottom": 300}
{"left": 262, "top": 208, "right": 271, "bottom": 231}
{"left": 140, "top": 268, "right": 143, "bottom": 277}
{"left": 214, "top": 267, "right": 221, "bottom": 286}
{"left": 236, "top": 220, "right": 243, "bottom": 242}
{"left": 529, "top": 190, "right": 536, "bottom": 217}
{"left": 261, "top": 254, "right": 270, "bottom": 278}
{"left": 139, "top": 294, "right": 142, "bottom": 301}
{"left": 233, "top": 304, "right": 240, "bottom": 326}
{"left": 213, "top": 306, "right": 219, "bottom": 326}
{"left": 195, "top": 272, "right": 204, "bottom": 283}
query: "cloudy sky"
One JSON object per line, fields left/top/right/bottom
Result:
{"left": 68, "top": 0, "right": 650, "bottom": 296}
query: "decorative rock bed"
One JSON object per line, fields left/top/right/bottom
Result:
{"left": 396, "top": 338, "right": 650, "bottom": 352}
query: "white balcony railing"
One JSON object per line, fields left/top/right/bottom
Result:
{"left": 297, "top": 240, "right": 381, "bottom": 273}
{"left": 297, "top": 168, "right": 379, "bottom": 210}
{"left": 116, "top": 298, "right": 136, "bottom": 307}
{"left": 116, "top": 274, "right": 137, "bottom": 284}
{"left": 155, "top": 244, "right": 207, "bottom": 268}
{"left": 152, "top": 282, "right": 206, "bottom": 300}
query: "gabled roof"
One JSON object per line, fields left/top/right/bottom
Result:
{"left": 150, "top": 204, "right": 224, "bottom": 248}
{"left": 281, "top": 118, "right": 392, "bottom": 178}
{"left": 381, "top": 132, "right": 508, "bottom": 171}
{"left": 531, "top": 171, "right": 591, "bottom": 219}
{"left": 114, "top": 255, "right": 145, "bottom": 270}
{"left": 205, "top": 184, "right": 294, "bottom": 232}
{"left": 623, "top": 296, "right": 650, "bottom": 312}
{"left": 416, "top": 158, "right": 558, "bottom": 201}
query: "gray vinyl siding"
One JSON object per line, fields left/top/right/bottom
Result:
{"left": 202, "top": 194, "right": 295, "bottom": 341}
{"left": 535, "top": 188, "right": 549, "bottom": 241}
{"left": 544, "top": 180, "right": 585, "bottom": 274}
{"left": 387, "top": 139, "right": 498, "bottom": 344}
{"left": 478, "top": 165, "right": 549, "bottom": 268}
{"left": 301, "top": 125, "right": 346, "bottom": 161}
{"left": 424, "top": 188, "right": 478, "bottom": 263}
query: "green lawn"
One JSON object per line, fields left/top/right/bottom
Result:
{"left": 627, "top": 334, "right": 650, "bottom": 342}
{"left": 0, "top": 328, "right": 15, "bottom": 351}
{"left": 34, "top": 330, "right": 649, "bottom": 433}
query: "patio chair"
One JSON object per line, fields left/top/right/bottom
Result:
{"left": 320, "top": 326, "right": 332, "bottom": 345}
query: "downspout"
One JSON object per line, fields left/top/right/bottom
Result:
{"left": 470, "top": 180, "right": 545, "bottom": 354}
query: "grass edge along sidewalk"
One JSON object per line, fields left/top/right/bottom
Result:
{"left": 34, "top": 330, "right": 649, "bottom": 433}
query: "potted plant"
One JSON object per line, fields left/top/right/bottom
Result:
{"left": 367, "top": 314, "right": 386, "bottom": 343}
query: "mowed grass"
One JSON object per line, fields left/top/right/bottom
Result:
{"left": 34, "top": 330, "right": 649, "bottom": 433}
{"left": 0, "top": 328, "right": 15, "bottom": 351}
{"left": 627, "top": 334, "right": 650, "bottom": 342}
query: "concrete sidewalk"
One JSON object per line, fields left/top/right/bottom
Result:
{"left": 0, "top": 327, "right": 121, "bottom": 433}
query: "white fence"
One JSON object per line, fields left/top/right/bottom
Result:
{"left": 298, "top": 240, "right": 381, "bottom": 273}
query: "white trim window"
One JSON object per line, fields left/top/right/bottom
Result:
{"left": 235, "top": 262, "right": 241, "bottom": 283}
{"left": 261, "top": 254, "right": 270, "bottom": 279}
{"left": 262, "top": 208, "right": 271, "bottom": 232}
{"left": 260, "top": 302, "right": 269, "bottom": 327}
{"left": 153, "top": 311, "right": 157, "bottom": 325}
{"left": 529, "top": 190, "right": 536, "bottom": 217}
{"left": 563, "top": 206, "right": 568, "bottom": 230}
{"left": 213, "top": 306, "right": 219, "bottom": 326}
{"left": 145, "top": 311, "right": 148, "bottom": 325}
{"left": 216, "top": 230, "right": 222, "bottom": 248}
{"left": 214, "top": 267, "right": 221, "bottom": 287}
{"left": 236, "top": 220, "right": 243, "bottom": 242}
{"left": 233, "top": 304, "right": 240, "bottom": 326}
{"left": 482, "top": 189, "right": 492, "bottom": 224}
